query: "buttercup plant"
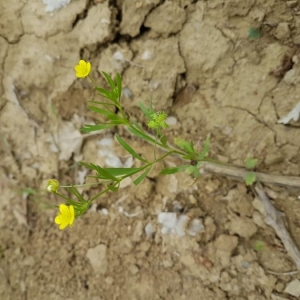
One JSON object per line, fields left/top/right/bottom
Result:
{"left": 47, "top": 60, "right": 247, "bottom": 230}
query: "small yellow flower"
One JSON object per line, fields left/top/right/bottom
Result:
{"left": 74, "top": 60, "right": 91, "bottom": 78}
{"left": 47, "top": 179, "right": 60, "bottom": 193}
{"left": 55, "top": 204, "right": 75, "bottom": 230}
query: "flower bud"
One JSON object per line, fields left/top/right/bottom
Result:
{"left": 47, "top": 179, "right": 60, "bottom": 193}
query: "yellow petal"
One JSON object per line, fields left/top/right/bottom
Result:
{"left": 59, "top": 204, "right": 69, "bottom": 214}
{"left": 54, "top": 215, "right": 63, "bottom": 224}
{"left": 86, "top": 62, "right": 91, "bottom": 75}
{"left": 59, "top": 222, "right": 69, "bottom": 230}
{"left": 79, "top": 60, "right": 86, "bottom": 67}
{"left": 69, "top": 205, "right": 75, "bottom": 225}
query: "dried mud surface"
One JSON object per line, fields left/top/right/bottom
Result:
{"left": 1, "top": 0, "right": 300, "bottom": 299}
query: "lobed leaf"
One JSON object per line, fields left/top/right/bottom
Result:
{"left": 115, "top": 135, "right": 148, "bottom": 162}
{"left": 133, "top": 167, "right": 151, "bottom": 185}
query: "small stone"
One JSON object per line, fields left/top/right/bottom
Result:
{"left": 105, "top": 277, "right": 114, "bottom": 285}
{"left": 86, "top": 244, "right": 108, "bottom": 275}
{"left": 284, "top": 279, "right": 300, "bottom": 297}
{"left": 145, "top": 222, "right": 155, "bottom": 237}
{"left": 129, "top": 264, "right": 139, "bottom": 275}
{"left": 132, "top": 220, "right": 143, "bottom": 242}
{"left": 166, "top": 116, "right": 177, "bottom": 126}
{"left": 214, "top": 234, "right": 238, "bottom": 254}
{"left": 274, "top": 22, "right": 290, "bottom": 40}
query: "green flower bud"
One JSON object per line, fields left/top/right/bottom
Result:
{"left": 47, "top": 179, "right": 60, "bottom": 193}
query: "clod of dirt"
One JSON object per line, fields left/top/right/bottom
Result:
{"left": 179, "top": 10, "right": 233, "bottom": 85}
{"left": 0, "top": 0, "right": 24, "bottom": 42}
{"left": 207, "top": 234, "right": 238, "bottom": 268}
{"left": 47, "top": 120, "right": 83, "bottom": 161}
{"left": 144, "top": 1, "right": 186, "bottom": 36}
{"left": 284, "top": 279, "right": 300, "bottom": 297}
{"left": 273, "top": 22, "right": 290, "bottom": 40}
{"left": 86, "top": 244, "right": 108, "bottom": 275}
{"left": 73, "top": 3, "right": 114, "bottom": 48}
{"left": 124, "top": 37, "right": 185, "bottom": 110}
{"left": 22, "top": 0, "right": 86, "bottom": 38}
{"left": 225, "top": 0, "right": 255, "bottom": 17}
{"left": 228, "top": 216, "right": 257, "bottom": 238}
{"left": 120, "top": 0, "right": 160, "bottom": 37}
{"left": 98, "top": 43, "right": 133, "bottom": 74}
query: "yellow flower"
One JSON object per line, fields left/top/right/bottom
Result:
{"left": 74, "top": 60, "right": 91, "bottom": 78}
{"left": 47, "top": 179, "right": 60, "bottom": 193}
{"left": 55, "top": 204, "right": 75, "bottom": 230}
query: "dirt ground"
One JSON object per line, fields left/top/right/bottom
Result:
{"left": 2, "top": 0, "right": 300, "bottom": 299}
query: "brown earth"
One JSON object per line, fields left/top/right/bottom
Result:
{"left": 1, "top": 0, "right": 300, "bottom": 299}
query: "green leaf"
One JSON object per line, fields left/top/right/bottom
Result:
{"left": 159, "top": 165, "right": 188, "bottom": 175}
{"left": 102, "top": 72, "right": 116, "bottom": 90}
{"left": 198, "top": 136, "right": 210, "bottom": 159}
{"left": 245, "top": 158, "right": 258, "bottom": 169}
{"left": 67, "top": 186, "right": 86, "bottom": 203}
{"left": 88, "top": 106, "right": 126, "bottom": 124}
{"left": 160, "top": 135, "right": 168, "bottom": 147}
{"left": 128, "top": 125, "right": 156, "bottom": 144}
{"left": 174, "top": 138, "right": 194, "bottom": 154}
{"left": 104, "top": 167, "right": 142, "bottom": 177}
{"left": 95, "top": 87, "right": 113, "bottom": 100}
{"left": 186, "top": 165, "right": 196, "bottom": 175}
{"left": 115, "top": 73, "right": 122, "bottom": 99}
{"left": 115, "top": 135, "right": 148, "bottom": 162}
{"left": 139, "top": 102, "right": 152, "bottom": 118}
{"left": 244, "top": 172, "right": 256, "bottom": 186}
{"left": 133, "top": 167, "right": 151, "bottom": 185}
{"left": 80, "top": 124, "right": 115, "bottom": 133}
{"left": 80, "top": 162, "right": 118, "bottom": 181}
{"left": 254, "top": 241, "right": 265, "bottom": 251}
{"left": 107, "top": 183, "right": 119, "bottom": 192}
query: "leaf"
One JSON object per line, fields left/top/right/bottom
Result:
{"left": 80, "top": 162, "right": 118, "bottom": 181}
{"left": 88, "top": 106, "right": 126, "bottom": 124}
{"left": 139, "top": 102, "right": 152, "bottom": 118}
{"left": 159, "top": 165, "right": 188, "bottom": 175}
{"left": 160, "top": 135, "right": 168, "bottom": 147}
{"left": 80, "top": 124, "right": 115, "bottom": 133}
{"left": 104, "top": 167, "right": 142, "bottom": 177}
{"left": 67, "top": 186, "right": 86, "bottom": 203}
{"left": 115, "top": 73, "right": 122, "bottom": 99}
{"left": 134, "top": 167, "right": 151, "bottom": 185}
{"left": 102, "top": 72, "right": 116, "bottom": 90}
{"left": 186, "top": 165, "right": 196, "bottom": 175}
{"left": 244, "top": 172, "right": 256, "bottom": 186}
{"left": 174, "top": 138, "right": 194, "bottom": 154}
{"left": 128, "top": 126, "right": 156, "bottom": 144}
{"left": 115, "top": 135, "right": 147, "bottom": 162}
{"left": 95, "top": 87, "right": 113, "bottom": 99}
{"left": 254, "top": 241, "right": 265, "bottom": 251}
{"left": 245, "top": 158, "right": 258, "bottom": 169}
{"left": 198, "top": 136, "right": 210, "bottom": 159}
{"left": 107, "top": 183, "right": 119, "bottom": 192}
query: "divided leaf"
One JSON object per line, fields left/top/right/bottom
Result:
{"left": 133, "top": 167, "right": 151, "bottom": 185}
{"left": 115, "top": 135, "right": 148, "bottom": 162}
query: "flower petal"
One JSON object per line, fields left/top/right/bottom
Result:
{"left": 79, "top": 60, "right": 86, "bottom": 67}
{"left": 55, "top": 215, "right": 63, "bottom": 224}
{"left": 69, "top": 205, "right": 75, "bottom": 226}
{"left": 59, "top": 204, "right": 69, "bottom": 214}
{"left": 59, "top": 222, "right": 69, "bottom": 230}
